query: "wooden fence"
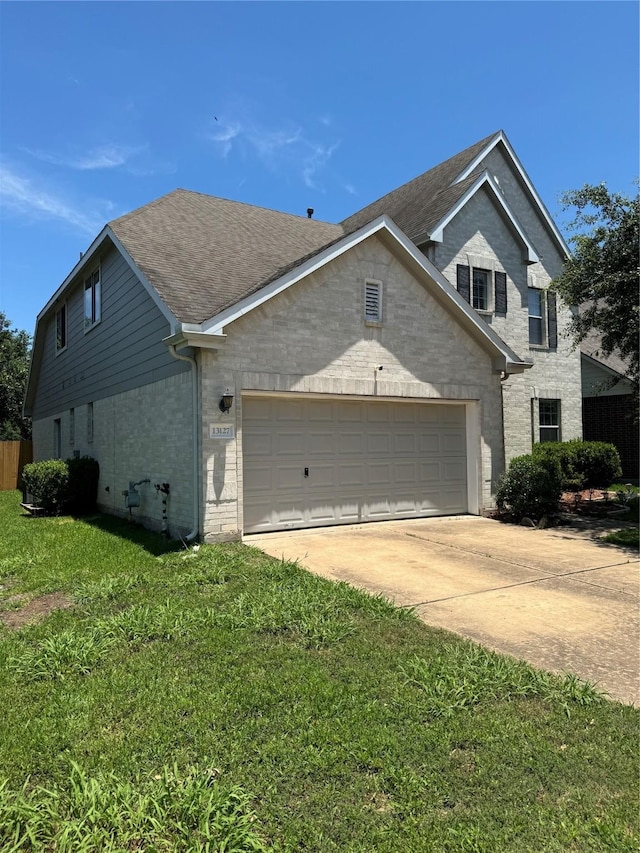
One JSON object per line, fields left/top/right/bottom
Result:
{"left": 0, "top": 441, "right": 33, "bottom": 491}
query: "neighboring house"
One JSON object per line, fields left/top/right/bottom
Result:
{"left": 24, "top": 130, "right": 582, "bottom": 540}
{"left": 580, "top": 332, "right": 638, "bottom": 478}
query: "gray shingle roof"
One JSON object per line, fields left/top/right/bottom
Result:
{"left": 580, "top": 330, "right": 630, "bottom": 378}
{"left": 341, "top": 131, "right": 500, "bottom": 243}
{"left": 109, "top": 190, "right": 343, "bottom": 324}
{"left": 108, "top": 134, "right": 501, "bottom": 325}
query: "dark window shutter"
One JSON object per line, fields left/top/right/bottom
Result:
{"left": 494, "top": 271, "right": 507, "bottom": 314}
{"left": 547, "top": 291, "right": 558, "bottom": 349}
{"left": 456, "top": 265, "right": 470, "bottom": 303}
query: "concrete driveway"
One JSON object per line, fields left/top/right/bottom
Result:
{"left": 247, "top": 516, "right": 639, "bottom": 705}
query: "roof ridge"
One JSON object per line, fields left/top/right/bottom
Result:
{"left": 110, "top": 187, "right": 336, "bottom": 229}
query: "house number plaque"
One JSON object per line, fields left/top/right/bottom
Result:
{"left": 209, "top": 424, "right": 235, "bottom": 439}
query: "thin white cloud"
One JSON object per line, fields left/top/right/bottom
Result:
{"left": 302, "top": 141, "right": 340, "bottom": 190}
{"left": 24, "top": 143, "right": 145, "bottom": 171}
{"left": 207, "top": 113, "right": 341, "bottom": 190}
{"left": 344, "top": 183, "right": 357, "bottom": 196}
{"left": 208, "top": 123, "right": 241, "bottom": 158}
{"left": 0, "top": 163, "right": 111, "bottom": 235}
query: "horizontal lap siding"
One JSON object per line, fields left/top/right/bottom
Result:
{"left": 32, "top": 244, "right": 187, "bottom": 419}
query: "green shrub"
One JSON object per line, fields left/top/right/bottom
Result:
{"left": 571, "top": 441, "right": 622, "bottom": 489}
{"left": 66, "top": 456, "right": 100, "bottom": 515}
{"left": 496, "top": 453, "right": 562, "bottom": 521}
{"left": 532, "top": 440, "right": 622, "bottom": 492}
{"left": 22, "top": 459, "right": 69, "bottom": 514}
{"left": 532, "top": 442, "right": 583, "bottom": 491}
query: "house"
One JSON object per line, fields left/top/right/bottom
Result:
{"left": 580, "top": 332, "right": 638, "bottom": 478}
{"left": 24, "top": 130, "right": 582, "bottom": 541}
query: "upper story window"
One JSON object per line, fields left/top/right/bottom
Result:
{"left": 528, "top": 289, "right": 543, "bottom": 344}
{"left": 528, "top": 287, "right": 558, "bottom": 348}
{"left": 364, "top": 279, "right": 383, "bottom": 324}
{"left": 84, "top": 268, "right": 101, "bottom": 330}
{"left": 55, "top": 303, "right": 67, "bottom": 352}
{"left": 457, "top": 264, "right": 507, "bottom": 315}
{"left": 472, "top": 269, "right": 490, "bottom": 311}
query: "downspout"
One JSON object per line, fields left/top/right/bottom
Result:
{"left": 168, "top": 344, "right": 200, "bottom": 541}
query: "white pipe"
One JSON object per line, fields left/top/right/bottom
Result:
{"left": 168, "top": 344, "right": 199, "bottom": 541}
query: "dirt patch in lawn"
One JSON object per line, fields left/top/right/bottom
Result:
{"left": 0, "top": 592, "right": 73, "bottom": 630}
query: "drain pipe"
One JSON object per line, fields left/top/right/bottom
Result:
{"left": 168, "top": 344, "right": 199, "bottom": 541}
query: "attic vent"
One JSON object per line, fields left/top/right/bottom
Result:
{"left": 364, "top": 280, "right": 383, "bottom": 323}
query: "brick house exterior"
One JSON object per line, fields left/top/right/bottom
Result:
{"left": 24, "top": 131, "right": 582, "bottom": 540}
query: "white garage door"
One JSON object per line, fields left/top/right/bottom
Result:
{"left": 242, "top": 396, "right": 467, "bottom": 534}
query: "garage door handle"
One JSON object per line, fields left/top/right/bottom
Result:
{"left": 304, "top": 467, "right": 309, "bottom": 477}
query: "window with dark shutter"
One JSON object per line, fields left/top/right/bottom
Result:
{"left": 494, "top": 271, "right": 507, "bottom": 314}
{"left": 547, "top": 290, "right": 558, "bottom": 349}
{"left": 456, "top": 264, "right": 470, "bottom": 303}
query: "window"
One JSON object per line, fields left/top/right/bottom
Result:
{"left": 84, "top": 268, "right": 101, "bottom": 329}
{"left": 528, "top": 289, "right": 544, "bottom": 345}
{"left": 56, "top": 304, "right": 67, "bottom": 352}
{"left": 539, "top": 399, "right": 560, "bottom": 442}
{"left": 472, "top": 269, "right": 490, "bottom": 311}
{"left": 528, "top": 287, "right": 558, "bottom": 348}
{"left": 87, "top": 402, "right": 94, "bottom": 443}
{"left": 69, "top": 408, "right": 75, "bottom": 445}
{"left": 364, "top": 280, "right": 383, "bottom": 323}
{"left": 54, "top": 418, "right": 61, "bottom": 459}
{"left": 456, "top": 264, "right": 507, "bottom": 314}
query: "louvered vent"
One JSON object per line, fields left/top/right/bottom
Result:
{"left": 365, "top": 280, "right": 382, "bottom": 322}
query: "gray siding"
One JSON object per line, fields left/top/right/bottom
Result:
{"left": 33, "top": 243, "right": 187, "bottom": 419}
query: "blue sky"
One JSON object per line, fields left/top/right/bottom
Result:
{"left": 1, "top": 1, "right": 638, "bottom": 336}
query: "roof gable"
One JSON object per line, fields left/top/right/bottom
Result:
{"left": 341, "top": 130, "right": 569, "bottom": 258}
{"left": 190, "top": 215, "right": 531, "bottom": 375}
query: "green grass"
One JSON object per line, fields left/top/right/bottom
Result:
{"left": 0, "top": 491, "right": 638, "bottom": 852}
{"left": 600, "top": 526, "right": 639, "bottom": 550}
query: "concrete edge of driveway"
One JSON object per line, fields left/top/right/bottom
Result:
{"left": 247, "top": 515, "right": 640, "bottom": 706}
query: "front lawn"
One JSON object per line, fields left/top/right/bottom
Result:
{"left": 0, "top": 491, "right": 637, "bottom": 851}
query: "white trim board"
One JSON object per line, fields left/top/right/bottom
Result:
{"left": 453, "top": 130, "right": 570, "bottom": 258}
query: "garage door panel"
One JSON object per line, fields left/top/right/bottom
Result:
{"left": 339, "top": 433, "right": 364, "bottom": 454}
{"left": 243, "top": 465, "right": 273, "bottom": 492}
{"left": 276, "top": 400, "right": 305, "bottom": 421}
{"left": 308, "top": 432, "right": 334, "bottom": 454}
{"left": 364, "top": 496, "right": 392, "bottom": 518}
{"left": 275, "top": 433, "right": 305, "bottom": 455}
{"left": 395, "top": 462, "right": 417, "bottom": 484}
{"left": 243, "top": 433, "right": 273, "bottom": 457}
{"left": 309, "top": 465, "right": 336, "bottom": 489}
{"left": 276, "top": 466, "right": 304, "bottom": 490}
{"left": 395, "top": 433, "right": 417, "bottom": 453}
{"left": 243, "top": 397, "right": 468, "bottom": 533}
{"left": 340, "top": 463, "right": 365, "bottom": 487}
{"left": 420, "top": 461, "right": 442, "bottom": 482}
{"left": 444, "top": 461, "right": 466, "bottom": 480}
{"left": 367, "top": 462, "right": 392, "bottom": 486}
{"left": 420, "top": 433, "right": 441, "bottom": 453}
{"left": 367, "top": 434, "right": 390, "bottom": 453}
{"left": 442, "top": 432, "right": 465, "bottom": 453}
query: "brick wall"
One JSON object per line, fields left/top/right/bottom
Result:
{"left": 199, "top": 234, "right": 505, "bottom": 541}
{"left": 32, "top": 371, "right": 194, "bottom": 536}
{"left": 583, "top": 395, "right": 639, "bottom": 479}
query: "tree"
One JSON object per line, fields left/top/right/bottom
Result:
{"left": 0, "top": 311, "right": 32, "bottom": 440}
{"left": 552, "top": 183, "right": 639, "bottom": 392}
